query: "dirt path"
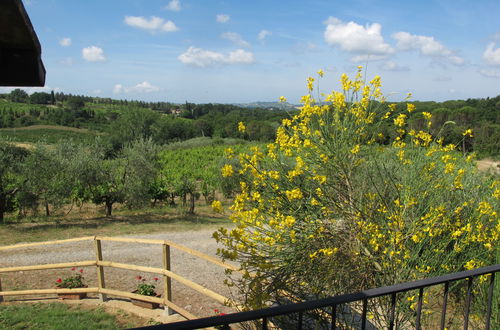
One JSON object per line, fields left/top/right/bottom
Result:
{"left": 0, "top": 228, "right": 240, "bottom": 321}
{"left": 477, "top": 158, "right": 499, "bottom": 173}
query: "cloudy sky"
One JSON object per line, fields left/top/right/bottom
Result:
{"left": 10, "top": 0, "right": 500, "bottom": 103}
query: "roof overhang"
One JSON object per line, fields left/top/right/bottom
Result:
{"left": 0, "top": 0, "right": 45, "bottom": 87}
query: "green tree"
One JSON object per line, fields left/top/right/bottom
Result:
{"left": 22, "top": 142, "right": 79, "bottom": 216}
{"left": 65, "top": 96, "right": 85, "bottom": 111}
{"left": 8, "top": 89, "right": 29, "bottom": 103}
{"left": 29, "top": 92, "right": 52, "bottom": 105}
{"left": 0, "top": 142, "right": 29, "bottom": 223}
{"left": 76, "top": 139, "right": 159, "bottom": 216}
{"left": 107, "top": 108, "right": 161, "bottom": 151}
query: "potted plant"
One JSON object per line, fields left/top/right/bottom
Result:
{"left": 131, "top": 275, "right": 161, "bottom": 309}
{"left": 55, "top": 267, "right": 87, "bottom": 300}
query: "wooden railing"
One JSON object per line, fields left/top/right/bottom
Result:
{"left": 0, "top": 236, "right": 241, "bottom": 320}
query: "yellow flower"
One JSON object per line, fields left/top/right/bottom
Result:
{"left": 350, "top": 144, "right": 360, "bottom": 154}
{"left": 279, "top": 96, "right": 287, "bottom": 103}
{"left": 238, "top": 121, "right": 246, "bottom": 133}
{"left": 394, "top": 113, "right": 407, "bottom": 127}
{"left": 317, "top": 69, "right": 324, "bottom": 77}
{"left": 422, "top": 112, "right": 432, "bottom": 120}
{"left": 341, "top": 73, "right": 351, "bottom": 91}
{"left": 462, "top": 129, "right": 473, "bottom": 137}
{"left": 407, "top": 103, "right": 415, "bottom": 113}
{"left": 285, "top": 188, "right": 303, "bottom": 200}
{"left": 307, "top": 77, "right": 314, "bottom": 91}
{"left": 464, "top": 259, "right": 477, "bottom": 270}
{"left": 221, "top": 164, "right": 234, "bottom": 177}
{"left": 211, "top": 200, "right": 223, "bottom": 213}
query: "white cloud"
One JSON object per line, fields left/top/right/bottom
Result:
{"left": 432, "top": 75, "right": 452, "bottom": 82}
{"left": 131, "top": 81, "right": 161, "bottom": 93}
{"left": 59, "top": 37, "right": 71, "bottom": 47}
{"left": 227, "top": 49, "right": 254, "bottom": 64}
{"left": 216, "top": 14, "right": 230, "bottom": 23}
{"left": 492, "top": 33, "right": 500, "bottom": 42}
{"left": 164, "top": 0, "right": 181, "bottom": 11}
{"left": 82, "top": 46, "right": 106, "bottom": 62}
{"left": 483, "top": 43, "right": 500, "bottom": 66}
{"left": 113, "top": 84, "right": 125, "bottom": 94}
{"left": 351, "top": 54, "right": 388, "bottom": 62}
{"left": 113, "top": 81, "right": 160, "bottom": 94}
{"left": 392, "top": 32, "right": 464, "bottom": 65}
{"left": 124, "top": 16, "right": 179, "bottom": 33}
{"left": 324, "top": 17, "right": 394, "bottom": 61}
{"left": 59, "top": 57, "right": 73, "bottom": 66}
{"left": 178, "top": 47, "right": 254, "bottom": 67}
{"left": 258, "top": 30, "right": 271, "bottom": 41}
{"left": 379, "top": 61, "right": 409, "bottom": 72}
{"left": 221, "top": 32, "right": 250, "bottom": 47}
{"left": 479, "top": 69, "right": 500, "bottom": 78}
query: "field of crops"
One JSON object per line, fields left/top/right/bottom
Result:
{"left": 0, "top": 125, "right": 99, "bottom": 144}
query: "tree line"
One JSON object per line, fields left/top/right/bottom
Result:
{"left": 0, "top": 89, "right": 498, "bottom": 157}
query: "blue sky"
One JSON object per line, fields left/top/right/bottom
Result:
{"left": 8, "top": 0, "right": 500, "bottom": 103}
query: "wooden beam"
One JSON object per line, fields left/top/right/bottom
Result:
{"left": 97, "top": 236, "right": 165, "bottom": 245}
{"left": 0, "top": 236, "right": 94, "bottom": 251}
{"left": 0, "top": 287, "right": 98, "bottom": 296}
{"left": 97, "top": 261, "right": 229, "bottom": 305}
{"left": 0, "top": 261, "right": 96, "bottom": 273}
{"left": 97, "top": 236, "right": 241, "bottom": 273}
{"left": 163, "top": 239, "right": 242, "bottom": 273}
{"left": 94, "top": 239, "right": 107, "bottom": 302}
{"left": 163, "top": 243, "right": 173, "bottom": 315}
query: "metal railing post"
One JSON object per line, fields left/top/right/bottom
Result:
{"left": 163, "top": 243, "right": 173, "bottom": 315}
{"left": 94, "top": 238, "right": 107, "bottom": 301}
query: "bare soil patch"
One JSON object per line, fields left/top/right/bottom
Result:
{"left": 477, "top": 158, "right": 500, "bottom": 173}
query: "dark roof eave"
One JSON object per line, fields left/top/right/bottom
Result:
{"left": 0, "top": 0, "right": 46, "bottom": 87}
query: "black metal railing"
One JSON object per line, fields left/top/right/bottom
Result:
{"left": 138, "top": 264, "right": 499, "bottom": 329}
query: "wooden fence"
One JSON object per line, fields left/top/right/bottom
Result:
{"left": 0, "top": 236, "right": 241, "bottom": 320}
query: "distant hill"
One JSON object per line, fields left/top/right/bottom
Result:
{"left": 231, "top": 101, "right": 299, "bottom": 111}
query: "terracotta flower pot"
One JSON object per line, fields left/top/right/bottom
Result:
{"left": 130, "top": 291, "right": 161, "bottom": 309}
{"left": 57, "top": 292, "right": 87, "bottom": 300}
{"left": 56, "top": 284, "right": 88, "bottom": 300}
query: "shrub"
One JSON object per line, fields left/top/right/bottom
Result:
{"left": 213, "top": 68, "right": 499, "bottom": 328}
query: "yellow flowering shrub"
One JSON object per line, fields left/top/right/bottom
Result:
{"left": 214, "top": 69, "right": 499, "bottom": 328}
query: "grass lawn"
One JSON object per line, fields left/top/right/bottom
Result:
{"left": 0, "top": 302, "right": 151, "bottom": 329}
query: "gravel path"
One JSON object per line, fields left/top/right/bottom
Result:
{"left": 0, "top": 229, "right": 240, "bottom": 318}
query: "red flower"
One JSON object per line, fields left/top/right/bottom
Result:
{"left": 153, "top": 277, "right": 159, "bottom": 281}
{"left": 219, "top": 313, "right": 227, "bottom": 316}
{"left": 214, "top": 309, "right": 219, "bottom": 314}
{"left": 71, "top": 267, "right": 76, "bottom": 271}
{"left": 136, "top": 276, "right": 142, "bottom": 280}
{"left": 56, "top": 278, "right": 62, "bottom": 283}
{"left": 79, "top": 269, "right": 84, "bottom": 273}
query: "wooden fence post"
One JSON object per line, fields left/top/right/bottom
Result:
{"left": 94, "top": 238, "right": 107, "bottom": 302}
{"left": 0, "top": 277, "right": 4, "bottom": 303}
{"left": 163, "top": 243, "right": 173, "bottom": 315}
